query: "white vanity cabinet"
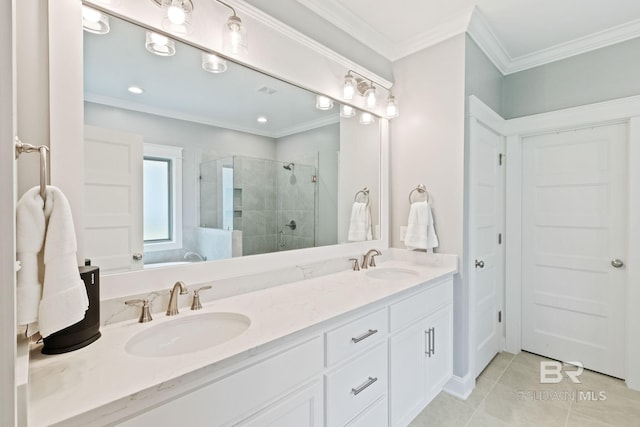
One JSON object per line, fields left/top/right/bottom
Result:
{"left": 118, "top": 337, "right": 324, "bottom": 427}
{"left": 389, "top": 278, "right": 454, "bottom": 427}
{"left": 111, "top": 276, "right": 454, "bottom": 427}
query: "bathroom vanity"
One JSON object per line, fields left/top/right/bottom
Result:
{"left": 27, "top": 252, "right": 456, "bottom": 426}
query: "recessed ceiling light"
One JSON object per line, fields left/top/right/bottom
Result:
{"left": 257, "top": 116, "right": 268, "bottom": 123}
{"left": 128, "top": 86, "right": 144, "bottom": 94}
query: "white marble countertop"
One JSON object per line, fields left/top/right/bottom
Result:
{"left": 28, "top": 252, "right": 457, "bottom": 426}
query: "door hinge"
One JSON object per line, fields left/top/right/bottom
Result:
{"left": 498, "top": 233, "right": 502, "bottom": 245}
{"left": 499, "top": 153, "right": 504, "bottom": 166}
{"left": 498, "top": 310, "right": 502, "bottom": 323}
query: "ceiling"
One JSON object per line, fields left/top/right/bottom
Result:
{"left": 297, "top": 0, "right": 640, "bottom": 73}
{"left": 84, "top": 15, "right": 338, "bottom": 138}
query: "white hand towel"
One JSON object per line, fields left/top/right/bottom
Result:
{"left": 405, "top": 201, "right": 439, "bottom": 250}
{"left": 347, "top": 202, "right": 372, "bottom": 242}
{"left": 16, "top": 186, "right": 89, "bottom": 338}
{"left": 16, "top": 187, "right": 47, "bottom": 333}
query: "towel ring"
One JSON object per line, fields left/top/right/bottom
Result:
{"left": 354, "top": 187, "right": 370, "bottom": 206}
{"left": 15, "top": 137, "right": 49, "bottom": 206}
{"left": 408, "top": 184, "right": 429, "bottom": 204}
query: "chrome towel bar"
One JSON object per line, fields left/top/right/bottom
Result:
{"left": 15, "top": 137, "right": 49, "bottom": 206}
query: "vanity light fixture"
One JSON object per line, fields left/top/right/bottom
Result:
{"left": 315, "top": 95, "right": 334, "bottom": 110}
{"left": 359, "top": 112, "right": 375, "bottom": 125}
{"left": 150, "top": 0, "right": 194, "bottom": 35}
{"left": 386, "top": 94, "right": 399, "bottom": 118}
{"left": 202, "top": 53, "right": 228, "bottom": 73}
{"left": 342, "top": 70, "right": 399, "bottom": 118}
{"left": 340, "top": 104, "right": 356, "bottom": 118}
{"left": 257, "top": 116, "right": 268, "bottom": 123}
{"left": 145, "top": 31, "right": 176, "bottom": 56}
{"left": 216, "top": 0, "right": 248, "bottom": 57}
{"left": 128, "top": 86, "right": 144, "bottom": 94}
{"left": 82, "top": 5, "right": 110, "bottom": 34}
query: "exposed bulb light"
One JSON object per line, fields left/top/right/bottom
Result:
{"left": 343, "top": 74, "right": 356, "bottom": 101}
{"left": 202, "top": 53, "right": 228, "bottom": 73}
{"left": 145, "top": 31, "right": 176, "bottom": 56}
{"left": 257, "top": 116, "right": 268, "bottom": 123}
{"left": 82, "top": 6, "right": 110, "bottom": 34}
{"left": 359, "top": 112, "right": 375, "bottom": 125}
{"left": 316, "top": 95, "right": 334, "bottom": 110}
{"left": 340, "top": 105, "right": 356, "bottom": 118}
{"left": 128, "top": 86, "right": 144, "bottom": 94}
{"left": 161, "top": 0, "right": 193, "bottom": 34}
{"left": 386, "top": 94, "right": 399, "bottom": 118}
{"left": 223, "top": 14, "right": 248, "bottom": 56}
{"left": 364, "top": 85, "right": 377, "bottom": 108}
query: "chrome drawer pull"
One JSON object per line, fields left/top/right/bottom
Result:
{"left": 351, "top": 329, "right": 378, "bottom": 344}
{"left": 351, "top": 377, "right": 378, "bottom": 395}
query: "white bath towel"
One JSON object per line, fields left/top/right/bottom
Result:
{"left": 405, "top": 201, "right": 439, "bottom": 250}
{"left": 16, "top": 186, "right": 89, "bottom": 338}
{"left": 347, "top": 202, "right": 372, "bottom": 242}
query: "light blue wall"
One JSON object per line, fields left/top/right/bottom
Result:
{"left": 465, "top": 35, "right": 503, "bottom": 117}
{"left": 503, "top": 37, "right": 640, "bottom": 118}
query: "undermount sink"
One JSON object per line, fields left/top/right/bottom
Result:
{"left": 366, "top": 267, "right": 419, "bottom": 280}
{"left": 125, "top": 312, "right": 251, "bottom": 357}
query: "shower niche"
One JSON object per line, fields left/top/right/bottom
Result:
{"left": 200, "top": 155, "right": 319, "bottom": 257}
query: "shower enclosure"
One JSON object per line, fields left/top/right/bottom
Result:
{"left": 200, "top": 155, "right": 318, "bottom": 256}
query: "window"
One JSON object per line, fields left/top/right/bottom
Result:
{"left": 222, "top": 166, "right": 234, "bottom": 230}
{"left": 143, "top": 144, "right": 183, "bottom": 251}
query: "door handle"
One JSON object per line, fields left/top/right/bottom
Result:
{"left": 475, "top": 260, "right": 485, "bottom": 269}
{"left": 611, "top": 259, "right": 624, "bottom": 268}
{"left": 132, "top": 252, "right": 143, "bottom": 261}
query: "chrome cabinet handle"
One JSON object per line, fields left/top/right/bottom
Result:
{"left": 132, "top": 252, "right": 143, "bottom": 261}
{"left": 351, "top": 377, "right": 378, "bottom": 395}
{"left": 430, "top": 327, "right": 436, "bottom": 357}
{"left": 425, "top": 327, "right": 435, "bottom": 357}
{"left": 351, "top": 329, "right": 378, "bottom": 343}
{"left": 475, "top": 259, "right": 485, "bottom": 269}
{"left": 611, "top": 259, "right": 624, "bottom": 268}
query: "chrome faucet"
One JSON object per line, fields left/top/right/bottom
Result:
{"left": 167, "top": 281, "right": 189, "bottom": 316}
{"left": 362, "top": 249, "right": 381, "bottom": 269}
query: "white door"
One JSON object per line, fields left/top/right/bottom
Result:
{"left": 522, "top": 124, "right": 627, "bottom": 378}
{"left": 84, "top": 125, "right": 144, "bottom": 273}
{"left": 469, "top": 118, "right": 505, "bottom": 378}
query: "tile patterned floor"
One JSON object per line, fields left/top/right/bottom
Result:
{"left": 410, "top": 351, "right": 640, "bottom": 427}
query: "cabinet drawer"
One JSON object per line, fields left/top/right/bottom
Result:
{"left": 346, "top": 397, "right": 388, "bottom": 427}
{"left": 326, "top": 342, "right": 388, "bottom": 427}
{"left": 325, "top": 308, "right": 387, "bottom": 366}
{"left": 389, "top": 278, "right": 452, "bottom": 332}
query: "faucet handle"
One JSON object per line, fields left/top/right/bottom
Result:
{"left": 349, "top": 258, "right": 360, "bottom": 271}
{"left": 191, "top": 286, "right": 212, "bottom": 310}
{"left": 369, "top": 253, "right": 380, "bottom": 267}
{"left": 125, "top": 299, "right": 153, "bottom": 323}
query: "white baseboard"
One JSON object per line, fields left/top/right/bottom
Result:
{"left": 443, "top": 374, "right": 475, "bottom": 400}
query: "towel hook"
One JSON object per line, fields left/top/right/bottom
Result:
{"left": 408, "top": 184, "right": 429, "bottom": 204}
{"left": 15, "top": 137, "right": 49, "bottom": 205}
{"left": 354, "top": 187, "right": 370, "bottom": 207}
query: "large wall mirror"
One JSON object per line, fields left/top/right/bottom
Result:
{"left": 82, "top": 12, "right": 383, "bottom": 275}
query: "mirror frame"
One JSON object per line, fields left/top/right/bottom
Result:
{"left": 49, "top": 0, "right": 390, "bottom": 300}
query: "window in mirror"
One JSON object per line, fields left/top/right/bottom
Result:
{"left": 222, "top": 166, "right": 234, "bottom": 231}
{"left": 143, "top": 144, "right": 183, "bottom": 252}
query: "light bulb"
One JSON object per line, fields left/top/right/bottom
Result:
{"left": 82, "top": 6, "right": 110, "bottom": 34}
{"left": 365, "top": 86, "right": 376, "bottom": 108}
{"left": 360, "top": 112, "right": 375, "bottom": 125}
{"left": 340, "top": 105, "right": 356, "bottom": 118}
{"left": 386, "top": 95, "right": 399, "bottom": 118}
{"left": 167, "top": 5, "right": 186, "bottom": 25}
{"left": 316, "top": 96, "right": 334, "bottom": 110}
{"left": 202, "top": 53, "right": 228, "bottom": 73}
{"left": 145, "top": 31, "right": 176, "bottom": 56}
{"left": 82, "top": 6, "right": 102, "bottom": 23}
{"left": 343, "top": 74, "right": 356, "bottom": 100}
{"left": 223, "top": 15, "right": 248, "bottom": 56}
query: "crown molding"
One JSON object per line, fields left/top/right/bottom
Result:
{"left": 504, "top": 18, "right": 640, "bottom": 74}
{"left": 296, "top": 0, "right": 394, "bottom": 59}
{"left": 226, "top": 0, "right": 393, "bottom": 88}
{"left": 466, "top": 8, "right": 511, "bottom": 74}
{"left": 390, "top": 7, "right": 475, "bottom": 61}
{"left": 85, "top": 93, "right": 339, "bottom": 140}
